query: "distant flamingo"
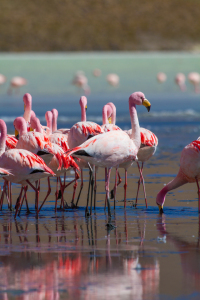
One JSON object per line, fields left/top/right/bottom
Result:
{"left": 188, "top": 72, "right": 200, "bottom": 93}
{"left": 93, "top": 69, "right": 101, "bottom": 77}
{"left": 72, "top": 71, "right": 90, "bottom": 95}
{"left": 0, "top": 119, "right": 55, "bottom": 216}
{"left": 67, "top": 96, "right": 104, "bottom": 208}
{"left": 8, "top": 77, "right": 27, "bottom": 95}
{"left": 175, "top": 73, "right": 186, "bottom": 91}
{"left": 66, "top": 92, "right": 151, "bottom": 218}
{"left": 156, "top": 139, "right": 200, "bottom": 213}
{"left": 106, "top": 73, "right": 119, "bottom": 86}
{"left": 157, "top": 72, "right": 167, "bottom": 83}
{"left": 0, "top": 74, "right": 6, "bottom": 86}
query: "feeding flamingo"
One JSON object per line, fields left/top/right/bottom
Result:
{"left": 0, "top": 74, "right": 6, "bottom": 86}
{"left": 157, "top": 72, "right": 167, "bottom": 83}
{"left": 106, "top": 74, "right": 119, "bottom": 86}
{"left": 156, "top": 138, "right": 200, "bottom": 213}
{"left": 188, "top": 72, "right": 200, "bottom": 93}
{"left": 66, "top": 92, "right": 151, "bottom": 218}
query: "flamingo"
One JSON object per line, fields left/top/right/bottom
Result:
{"left": 30, "top": 113, "right": 79, "bottom": 210}
{"left": 156, "top": 139, "right": 200, "bottom": 213}
{"left": 66, "top": 92, "right": 151, "bottom": 218}
{"left": 106, "top": 74, "right": 119, "bottom": 86}
{"left": 103, "top": 102, "right": 158, "bottom": 208}
{"left": 8, "top": 77, "right": 27, "bottom": 95}
{"left": 175, "top": 73, "right": 186, "bottom": 91}
{"left": 0, "top": 74, "right": 6, "bottom": 86}
{"left": 157, "top": 72, "right": 167, "bottom": 83}
{"left": 67, "top": 96, "right": 104, "bottom": 208}
{"left": 72, "top": 71, "right": 90, "bottom": 95}
{"left": 93, "top": 69, "right": 101, "bottom": 77}
{"left": 0, "top": 119, "right": 55, "bottom": 217}
{"left": 188, "top": 72, "right": 200, "bottom": 93}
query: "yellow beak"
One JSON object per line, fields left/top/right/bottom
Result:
{"left": 142, "top": 98, "right": 151, "bottom": 112}
{"left": 85, "top": 105, "right": 87, "bottom": 111}
{"left": 29, "top": 127, "right": 34, "bottom": 132}
{"left": 24, "top": 104, "right": 26, "bottom": 112}
{"left": 15, "top": 129, "right": 19, "bottom": 139}
{"left": 108, "top": 116, "right": 112, "bottom": 124}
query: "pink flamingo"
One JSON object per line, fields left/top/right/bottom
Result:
{"left": 157, "top": 72, "right": 167, "bottom": 83}
{"left": 50, "top": 108, "right": 70, "bottom": 135}
{"left": 68, "top": 96, "right": 104, "bottom": 209}
{"left": 156, "top": 139, "right": 200, "bottom": 213}
{"left": 0, "top": 119, "right": 55, "bottom": 216}
{"left": 66, "top": 92, "right": 151, "bottom": 218}
{"left": 175, "top": 73, "right": 186, "bottom": 91}
{"left": 93, "top": 69, "right": 101, "bottom": 77}
{"left": 106, "top": 73, "right": 119, "bottom": 86}
{"left": 8, "top": 77, "right": 27, "bottom": 95}
{"left": 31, "top": 113, "right": 79, "bottom": 210}
{"left": 103, "top": 102, "right": 158, "bottom": 208}
{"left": 72, "top": 71, "right": 90, "bottom": 95}
{"left": 0, "top": 74, "right": 6, "bottom": 86}
{"left": 188, "top": 72, "right": 200, "bottom": 93}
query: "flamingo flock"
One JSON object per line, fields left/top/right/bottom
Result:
{"left": 1, "top": 88, "right": 200, "bottom": 219}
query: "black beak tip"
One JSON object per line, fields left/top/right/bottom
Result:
{"left": 147, "top": 105, "right": 151, "bottom": 112}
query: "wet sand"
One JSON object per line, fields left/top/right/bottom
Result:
{"left": 0, "top": 152, "right": 200, "bottom": 299}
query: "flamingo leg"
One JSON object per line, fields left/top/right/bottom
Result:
{"left": 89, "top": 165, "right": 94, "bottom": 216}
{"left": 85, "top": 167, "right": 92, "bottom": 217}
{"left": 105, "top": 168, "right": 112, "bottom": 217}
{"left": 9, "top": 182, "right": 12, "bottom": 210}
{"left": 26, "top": 180, "right": 40, "bottom": 217}
{"left": 76, "top": 169, "right": 84, "bottom": 207}
{"left": 136, "top": 162, "right": 148, "bottom": 208}
{"left": 14, "top": 187, "right": 24, "bottom": 218}
{"left": 94, "top": 167, "right": 97, "bottom": 210}
{"left": 113, "top": 168, "right": 118, "bottom": 209}
{"left": 110, "top": 170, "right": 122, "bottom": 200}
{"left": 124, "top": 169, "right": 127, "bottom": 208}
{"left": 0, "top": 180, "right": 7, "bottom": 210}
{"left": 55, "top": 177, "right": 59, "bottom": 212}
{"left": 18, "top": 186, "right": 29, "bottom": 216}
{"left": 195, "top": 177, "right": 200, "bottom": 213}
{"left": 104, "top": 168, "right": 107, "bottom": 210}
{"left": 135, "top": 162, "right": 142, "bottom": 207}
{"left": 71, "top": 170, "right": 79, "bottom": 208}
{"left": 38, "top": 177, "right": 52, "bottom": 212}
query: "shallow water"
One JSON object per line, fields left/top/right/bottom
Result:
{"left": 0, "top": 52, "right": 200, "bottom": 299}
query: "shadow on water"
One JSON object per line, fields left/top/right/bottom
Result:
{"left": 0, "top": 206, "right": 200, "bottom": 299}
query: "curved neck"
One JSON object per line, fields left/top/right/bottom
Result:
{"left": 156, "top": 169, "right": 188, "bottom": 206}
{"left": 34, "top": 119, "right": 43, "bottom": 133}
{"left": 23, "top": 101, "right": 32, "bottom": 122}
{"left": 129, "top": 101, "right": 141, "bottom": 150}
{"left": 0, "top": 121, "right": 7, "bottom": 156}
{"left": 18, "top": 119, "right": 28, "bottom": 137}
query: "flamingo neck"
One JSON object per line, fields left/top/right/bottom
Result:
{"left": 23, "top": 101, "right": 32, "bottom": 122}
{"left": 156, "top": 169, "right": 188, "bottom": 206}
{"left": 52, "top": 112, "right": 57, "bottom": 132}
{"left": 0, "top": 122, "right": 6, "bottom": 156}
{"left": 129, "top": 101, "right": 141, "bottom": 150}
{"left": 46, "top": 116, "right": 52, "bottom": 135}
{"left": 102, "top": 106, "right": 109, "bottom": 125}
{"left": 35, "top": 120, "right": 43, "bottom": 133}
{"left": 19, "top": 120, "right": 28, "bottom": 137}
{"left": 81, "top": 103, "right": 86, "bottom": 122}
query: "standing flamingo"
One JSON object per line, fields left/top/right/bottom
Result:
{"left": 8, "top": 77, "right": 27, "bottom": 95}
{"left": 157, "top": 72, "right": 167, "bottom": 83}
{"left": 175, "top": 73, "right": 186, "bottom": 91}
{"left": 66, "top": 92, "right": 151, "bottom": 218}
{"left": 67, "top": 96, "right": 104, "bottom": 208}
{"left": 0, "top": 74, "right": 6, "bottom": 86}
{"left": 156, "top": 139, "right": 200, "bottom": 213}
{"left": 188, "top": 72, "right": 200, "bottom": 93}
{"left": 0, "top": 120, "right": 55, "bottom": 217}
{"left": 103, "top": 102, "right": 158, "bottom": 208}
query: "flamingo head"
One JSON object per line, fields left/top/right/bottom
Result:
{"left": 79, "top": 96, "right": 87, "bottom": 112}
{"left": 13, "top": 117, "right": 27, "bottom": 139}
{"left": 102, "top": 104, "right": 113, "bottom": 125}
{"left": 23, "top": 93, "right": 32, "bottom": 111}
{"left": 51, "top": 108, "right": 58, "bottom": 120}
{"left": 129, "top": 91, "right": 151, "bottom": 112}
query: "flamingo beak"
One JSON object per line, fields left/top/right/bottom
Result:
{"left": 15, "top": 129, "right": 19, "bottom": 140}
{"left": 142, "top": 99, "right": 151, "bottom": 112}
{"left": 29, "top": 127, "right": 34, "bottom": 132}
{"left": 158, "top": 204, "right": 164, "bottom": 214}
{"left": 85, "top": 105, "right": 87, "bottom": 111}
{"left": 24, "top": 104, "right": 26, "bottom": 112}
{"left": 108, "top": 117, "right": 112, "bottom": 124}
